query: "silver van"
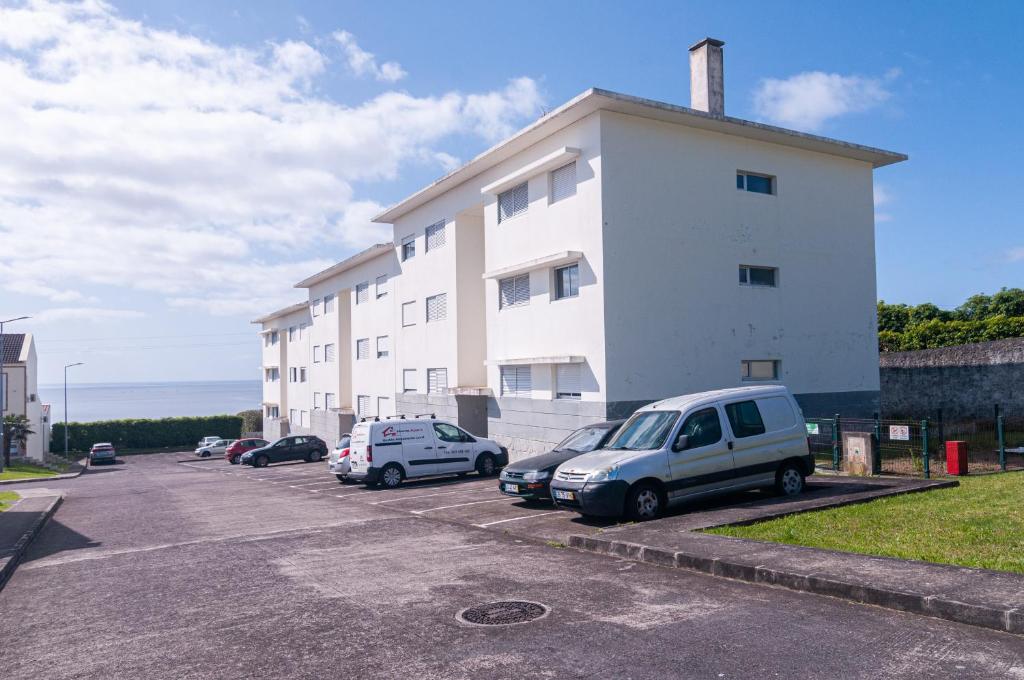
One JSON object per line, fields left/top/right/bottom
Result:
{"left": 549, "top": 385, "right": 813, "bottom": 520}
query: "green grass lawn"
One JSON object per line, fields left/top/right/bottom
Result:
{"left": 0, "top": 491, "right": 20, "bottom": 511}
{"left": 707, "top": 472, "right": 1024, "bottom": 574}
{"left": 0, "top": 462, "right": 59, "bottom": 482}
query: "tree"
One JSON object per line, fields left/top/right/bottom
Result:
{"left": 989, "top": 287, "right": 1024, "bottom": 318}
{"left": 955, "top": 293, "right": 993, "bottom": 321}
{"left": 877, "top": 301, "right": 912, "bottom": 333}
{"left": 908, "top": 302, "right": 952, "bottom": 325}
{"left": 2, "top": 414, "right": 35, "bottom": 467}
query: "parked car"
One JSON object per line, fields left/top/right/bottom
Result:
{"left": 498, "top": 420, "right": 625, "bottom": 501}
{"left": 194, "top": 438, "right": 236, "bottom": 458}
{"left": 197, "top": 436, "right": 221, "bottom": 448}
{"left": 328, "top": 434, "right": 352, "bottom": 481}
{"left": 347, "top": 417, "right": 508, "bottom": 489}
{"left": 549, "top": 385, "right": 813, "bottom": 521}
{"left": 240, "top": 435, "right": 328, "bottom": 467}
{"left": 225, "top": 438, "right": 269, "bottom": 464}
{"left": 89, "top": 442, "right": 117, "bottom": 465}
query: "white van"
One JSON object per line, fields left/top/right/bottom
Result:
{"left": 347, "top": 416, "right": 509, "bottom": 489}
{"left": 549, "top": 385, "right": 813, "bottom": 521}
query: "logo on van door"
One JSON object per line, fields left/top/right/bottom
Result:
{"left": 380, "top": 425, "right": 427, "bottom": 442}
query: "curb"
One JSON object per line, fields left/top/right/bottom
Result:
{"left": 566, "top": 534, "right": 1022, "bottom": 636}
{"left": 0, "top": 495, "right": 63, "bottom": 592}
{"left": 0, "top": 459, "right": 88, "bottom": 486}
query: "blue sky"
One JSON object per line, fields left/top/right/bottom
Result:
{"left": 1, "top": 0, "right": 1021, "bottom": 384}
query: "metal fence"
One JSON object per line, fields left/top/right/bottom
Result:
{"left": 806, "top": 408, "right": 1024, "bottom": 478}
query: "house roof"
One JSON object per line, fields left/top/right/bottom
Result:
{"left": 250, "top": 302, "right": 308, "bottom": 325}
{"left": 294, "top": 242, "right": 393, "bottom": 289}
{"left": 372, "top": 87, "right": 908, "bottom": 224}
{"left": 1, "top": 333, "right": 26, "bottom": 364}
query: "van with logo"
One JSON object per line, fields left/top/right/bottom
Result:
{"left": 347, "top": 416, "right": 508, "bottom": 489}
{"left": 549, "top": 385, "right": 813, "bottom": 521}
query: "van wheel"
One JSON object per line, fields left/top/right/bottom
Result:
{"left": 625, "top": 483, "right": 663, "bottom": 521}
{"left": 255, "top": 455, "right": 269, "bottom": 468}
{"left": 476, "top": 453, "right": 497, "bottom": 477}
{"left": 775, "top": 462, "right": 805, "bottom": 496}
{"left": 380, "top": 464, "right": 403, "bottom": 489}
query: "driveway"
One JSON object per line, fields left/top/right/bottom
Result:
{"left": 1, "top": 452, "right": 1021, "bottom": 679}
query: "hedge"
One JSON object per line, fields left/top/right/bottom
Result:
{"left": 879, "top": 315, "right": 1024, "bottom": 352}
{"left": 237, "top": 409, "right": 262, "bottom": 435}
{"left": 51, "top": 415, "right": 243, "bottom": 453}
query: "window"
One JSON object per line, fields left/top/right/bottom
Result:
{"left": 376, "top": 274, "right": 388, "bottom": 298}
{"left": 266, "top": 405, "right": 279, "bottom": 418}
{"left": 550, "top": 161, "right": 577, "bottom": 202}
{"left": 403, "top": 369, "right": 417, "bottom": 393}
{"left": 299, "top": 367, "right": 307, "bottom": 382}
{"left": 555, "top": 364, "right": 581, "bottom": 400}
{"left": 402, "top": 301, "right": 416, "bottom": 327}
{"left": 737, "top": 171, "right": 774, "bottom": 195}
{"left": 741, "top": 359, "right": 779, "bottom": 381}
{"left": 725, "top": 400, "right": 766, "bottom": 438}
{"left": 434, "top": 422, "right": 469, "bottom": 443}
{"left": 427, "top": 368, "right": 448, "bottom": 394}
{"left": 425, "top": 220, "right": 446, "bottom": 251}
{"left": 607, "top": 411, "right": 679, "bottom": 451}
{"left": 313, "top": 392, "right": 322, "bottom": 410}
{"left": 299, "top": 323, "right": 307, "bottom": 339}
{"left": 324, "top": 293, "right": 336, "bottom": 313}
{"left": 355, "top": 283, "right": 369, "bottom": 304}
{"left": 356, "top": 395, "right": 371, "bottom": 416}
{"left": 264, "top": 367, "right": 279, "bottom": 382}
{"left": 313, "top": 345, "right": 322, "bottom": 363}
{"left": 401, "top": 235, "right": 415, "bottom": 261}
{"left": 289, "top": 408, "right": 297, "bottom": 423}
{"left": 267, "top": 330, "right": 278, "bottom": 345}
{"left": 500, "top": 365, "right": 531, "bottom": 397}
{"left": 325, "top": 393, "right": 336, "bottom": 409}
{"left": 311, "top": 299, "right": 321, "bottom": 316}
{"left": 377, "top": 396, "right": 390, "bottom": 416}
{"left": 677, "top": 408, "right": 723, "bottom": 449}
{"left": 355, "top": 338, "right": 369, "bottom": 360}
{"left": 264, "top": 333, "right": 271, "bottom": 347}
{"left": 376, "top": 335, "right": 389, "bottom": 358}
{"left": 554, "top": 264, "right": 579, "bottom": 300}
{"left": 324, "top": 343, "right": 336, "bottom": 362}
{"left": 426, "top": 293, "right": 447, "bottom": 322}
{"left": 739, "top": 265, "right": 777, "bottom": 287}
{"left": 301, "top": 410, "right": 308, "bottom": 427}
{"left": 499, "top": 274, "right": 530, "bottom": 309}
{"left": 498, "top": 181, "right": 528, "bottom": 222}
{"left": 289, "top": 367, "right": 297, "bottom": 383}
{"left": 288, "top": 326, "right": 296, "bottom": 342}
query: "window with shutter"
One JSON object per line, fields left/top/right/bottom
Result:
{"left": 497, "top": 182, "right": 528, "bottom": 223}
{"left": 550, "top": 161, "right": 577, "bottom": 203}
{"left": 427, "top": 368, "right": 448, "bottom": 394}
{"left": 313, "top": 346, "right": 322, "bottom": 363}
{"left": 325, "top": 343, "right": 336, "bottom": 362}
{"left": 301, "top": 410, "right": 309, "bottom": 427}
{"left": 355, "top": 338, "right": 369, "bottom": 360}
{"left": 311, "top": 299, "right": 321, "bottom": 317}
{"left": 425, "top": 220, "right": 446, "bottom": 251}
{"left": 355, "top": 283, "right": 369, "bottom": 304}
{"left": 375, "top": 274, "right": 388, "bottom": 298}
{"left": 401, "top": 235, "right": 415, "bottom": 260}
{"left": 402, "top": 301, "right": 416, "bottom": 327}
{"left": 325, "top": 393, "right": 336, "bottom": 409}
{"left": 289, "top": 409, "right": 297, "bottom": 423}
{"left": 299, "top": 367, "right": 307, "bottom": 382}
{"left": 313, "top": 392, "right": 322, "bottom": 409}
{"left": 324, "top": 293, "right": 336, "bottom": 313}
{"left": 499, "top": 274, "right": 530, "bottom": 309}
{"left": 741, "top": 360, "right": 779, "bottom": 381}
{"left": 356, "top": 395, "right": 371, "bottom": 416}
{"left": 426, "top": 293, "right": 447, "bottom": 322}
{"left": 499, "top": 365, "right": 532, "bottom": 397}
{"left": 403, "top": 369, "right": 416, "bottom": 393}
{"left": 556, "top": 364, "right": 582, "bottom": 400}
{"left": 288, "top": 326, "right": 296, "bottom": 342}
{"left": 377, "top": 396, "right": 390, "bottom": 416}
{"left": 376, "top": 335, "right": 389, "bottom": 358}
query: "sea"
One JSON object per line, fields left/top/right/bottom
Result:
{"left": 38, "top": 380, "right": 263, "bottom": 424}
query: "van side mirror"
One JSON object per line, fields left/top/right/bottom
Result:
{"left": 673, "top": 434, "right": 689, "bottom": 452}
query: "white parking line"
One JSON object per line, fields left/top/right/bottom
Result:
{"left": 472, "top": 512, "right": 561, "bottom": 528}
{"left": 369, "top": 487, "right": 494, "bottom": 505}
{"left": 410, "top": 498, "right": 511, "bottom": 514}
{"left": 288, "top": 479, "right": 339, "bottom": 487}
{"left": 289, "top": 481, "right": 343, "bottom": 490}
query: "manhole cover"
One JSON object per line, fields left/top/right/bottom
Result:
{"left": 456, "top": 600, "right": 550, "bottom": 626}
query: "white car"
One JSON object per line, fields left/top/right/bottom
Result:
{"left": 328, "top": 434, "right": 352, "bottom": 481}
{"left": 195, "top": 438, "right": 235, "bottom": 458}
{"left": 347, "top": 416, "right": 508, "bottom": 489}
{"left": 197, "top": 436, "right": 221, "bottom": 448}
{"left": 549, "top": 385, "right": 813, "bottom": 521}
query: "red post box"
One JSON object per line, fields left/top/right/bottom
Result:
{"left": 945, "top": 440, "right": 968, "bottom": 476}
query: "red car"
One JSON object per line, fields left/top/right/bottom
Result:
{"left": 225, "top": 438, "right": 269, "bottom": 464}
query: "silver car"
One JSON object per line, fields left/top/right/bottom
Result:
{"left": 195, "top": 438, "right": 235, "bottom": 458}
{"left": 327, "top": 434, "right": 352, "bottom": 482}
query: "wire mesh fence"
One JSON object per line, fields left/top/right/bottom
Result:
{"left": 806, "top": 410, "right": 1024, "bottom": 478}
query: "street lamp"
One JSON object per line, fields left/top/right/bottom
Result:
{"left": 64, "top": 362, "right": 84, "bottom": 461}
{"left": 0, "top": 316, "right": 31, "bottom": 469}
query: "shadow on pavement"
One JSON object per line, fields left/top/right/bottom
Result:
{"left": 23, "top": 519, "right": 101, "bottom": 562}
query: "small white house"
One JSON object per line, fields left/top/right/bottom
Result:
{"left": 1, "top": 332, "right": 50, "bottom": 461}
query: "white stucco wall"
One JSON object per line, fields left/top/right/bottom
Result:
{"left": 259, "top": 318, "right": 288, "bottom": 421}
{"left": 599, "top": 111, "right": 880, "bottom": 413}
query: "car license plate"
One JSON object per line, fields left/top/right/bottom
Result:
{"left": 553, "top": 490, "right": 575, "bottom": 501}
{"left": 503, "top": 483, "right": 519, "bottom": 493}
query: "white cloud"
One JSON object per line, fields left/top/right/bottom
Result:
{"left": 31, "top": 307, "right": 146, "bottom": 324}
{"left": 333, "top": 30, "right": 406, "bottom": 83}
{"left": 0, "top": 2, "right": 544, "bottom": 316}
{"left": 753, "top": 70, "right": 896, "bottom": 131}
{"left": 874, "top": 184, "right": 892, "bottom": 223}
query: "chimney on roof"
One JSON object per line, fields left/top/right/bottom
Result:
{"left": 689, "top": 37, "right": 725, "bottom": 116}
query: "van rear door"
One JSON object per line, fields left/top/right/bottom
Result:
{"left": 724, "top": 396, "right": 800, "bottom": 486}
{"left": 348, "top": 424, "right": 372, "bottom": 475}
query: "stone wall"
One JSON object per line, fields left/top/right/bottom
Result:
{"left": 394, "top": 393, "right": 488, "bottom": 437}
{"left": 880, "top": 339, "right": 1024, "bottom": 420}
{"left": 487, "top": 398, "right": 610, "bottom": 461}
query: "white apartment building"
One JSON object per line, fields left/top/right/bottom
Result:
{"left": 1, "top": 332, "right": 50, "bottom": 461}
{"left": 255, "top": 38, "right": 906, "bottom": 458}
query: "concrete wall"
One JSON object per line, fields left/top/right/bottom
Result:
{"left": 396, "top": 392, "right": 489, "bottom": 438}
{"left": 599, "top": 111, "right": 880, "bottom": 418}
{"left": 880, "top": 339, "right": 1024, "bottom": 420}
{"left": 486, "top": 397, "right": 609, "bottom": 461}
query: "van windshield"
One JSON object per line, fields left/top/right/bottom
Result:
{"left": 606, "top": 411, "right": 679, "bottom": 451}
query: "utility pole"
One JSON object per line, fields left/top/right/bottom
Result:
{"left": 64, "top": 362, "right": 84, "bottom": 461}
{"left": 0, "top": 316, "right": 31, "bottom": 471}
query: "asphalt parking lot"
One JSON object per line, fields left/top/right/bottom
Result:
{"left": 1, "top": 452, "right": 1021, "bottom": 679}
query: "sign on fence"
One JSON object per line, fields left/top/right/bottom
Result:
{"left": 806, "top": 423, "right": 819, "bottom": 435}
{"left": 889, "top": 425, "right": 910, "bottom": 441}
